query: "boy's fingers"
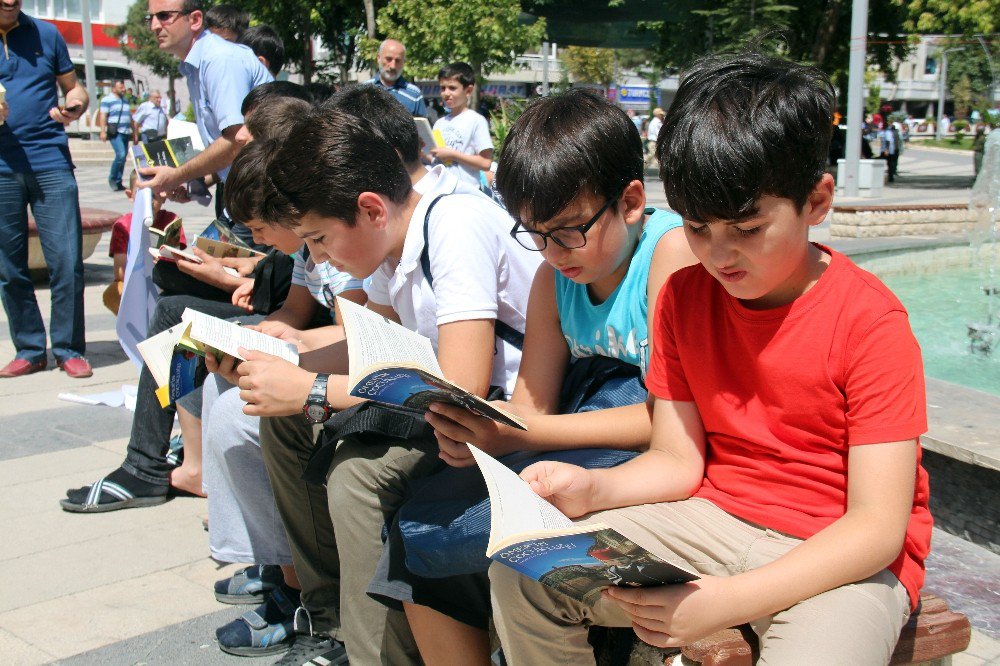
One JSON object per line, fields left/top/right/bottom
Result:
{"left": 630, "top": 624, "right": 674, "bottom": 650}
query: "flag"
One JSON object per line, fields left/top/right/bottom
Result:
{"left": 116, "top": 187, "right": 157, "bottom": 368}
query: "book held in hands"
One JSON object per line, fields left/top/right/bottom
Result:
{"left": 468, "top": 445, "right": 698, "bottom": 605}
{"left": 137, "top": 309, "right": 299, "bottom": 407}
{"left": 336, "top": 297, "right": 526, "bottom": 429}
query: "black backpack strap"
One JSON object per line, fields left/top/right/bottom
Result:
{"left": 420, "top": 193, "right": 525, "bottom": 350}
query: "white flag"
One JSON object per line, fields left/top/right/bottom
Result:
{"left": 116, "top": 186, "right": 158, "bottom": 368}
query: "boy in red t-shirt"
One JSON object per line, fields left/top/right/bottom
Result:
{"left": 103, "top": 171, "right": 184, "bottom": 314}
{"left": 490, "top": 52, "right": 931, "bottom": 665}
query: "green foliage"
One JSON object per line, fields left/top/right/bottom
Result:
{"left": 895, "top": 0, "right": 999, "bottom": 35}
{"left": 363, "top": 0, "right": 547, "bottom": 83}
{"left": 944, "top": 44, "right": 997, "bottom": 119}
{"left": 109, "top": 0, "right": 179, "bottom": 80}
{"left": 865, "top": 69, "right": 881, "bottom": 115}
{"left": 561, "top": 46, "right": 615, "bottom": 86}
{"left": 489, "top": 97, "right": 527, "bottom": 160}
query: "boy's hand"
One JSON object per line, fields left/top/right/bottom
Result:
{"left": 176, "top": 248, "right": 240, "bottom": 290}
{"left": 425, "top": 401, "right": 523, "bottom": 467}
{"left": 519, "top": 461, "right": 596, "bottom": 518}
{"left": 221, "top": 255, "right": 263, "bottom": 276}
{"left": 205, "top": 351, "right": 241, "bottom": 386}
{"left": 429, "top": 146, "right": 459, "bottom": 161}
{"left": 231, "top": 281, "right": 255, "bottom": 311}
{"left": 250, "top": 320, "right": 308, "bottom": 350}
{"left": 237, "top": 349, "right": 314, "bottom": 417}
{"left": 604, "top": 576, "right": 737, "bottom": 649}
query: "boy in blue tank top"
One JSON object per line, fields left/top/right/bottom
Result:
{"left": 368, "top": 89, "right": 696, "bottom": 664}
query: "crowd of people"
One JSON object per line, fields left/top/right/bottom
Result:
{"left": 2, "top": 0, "right": 935, "bottom": 665}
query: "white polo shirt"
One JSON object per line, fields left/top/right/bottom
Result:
{"left": 364, "top": 167, "right": 541, "bottom": 396}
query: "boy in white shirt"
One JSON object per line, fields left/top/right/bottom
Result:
{"left": 430, "top": 62, "right": 493, "bottom": 189}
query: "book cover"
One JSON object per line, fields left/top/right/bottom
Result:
{"left": 195, "top": 236, "right": 265, "bottom": 259}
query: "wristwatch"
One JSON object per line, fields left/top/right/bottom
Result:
{"left": 303, "top": 373, "right": 334, "bottom": 424}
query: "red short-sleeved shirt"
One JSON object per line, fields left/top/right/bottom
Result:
{"left": 646, "top": 245, "right": 931, "bottom": 610}
{"left": 109, "top": 210, "right": 183, "bottom": 256}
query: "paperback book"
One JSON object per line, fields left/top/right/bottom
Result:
{"left": 337, "top": 298, "right": 526, "bottom": 429}
{"left": 469, "top": 445, "right": 698, "bottom": 605}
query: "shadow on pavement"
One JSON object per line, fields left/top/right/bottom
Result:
{"left": 891, "top": 175, "right": 976, "bottom": 190}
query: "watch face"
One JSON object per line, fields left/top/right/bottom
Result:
{"left": 305, "top": 403, "right": 328, "bottom": 422}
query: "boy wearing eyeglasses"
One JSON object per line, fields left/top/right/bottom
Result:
{"left": 367, "top": 88, "right": 696, "bottom": 664}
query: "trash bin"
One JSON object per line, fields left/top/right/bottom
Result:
{"left": 837, "top": 159, "right": 886, "bottom": 197}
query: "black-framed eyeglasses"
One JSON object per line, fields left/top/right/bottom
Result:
{"left": 143, "top": 10, "right": 191, "bottom": 25}
{"left": 510, "top": 197, "right": 619, "bottom": 251}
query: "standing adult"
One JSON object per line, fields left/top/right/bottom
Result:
{"left": 99, "top": 79, "right": 133, "bottom": 190}
{"left": 880, "top": 123, "right": 901, "bottom": 183}
{"left": 133, "top": 89, "right": 168, "bottom": 144}
{"left": 644, "top": 107, "right": 664, "bottom": 164}
{"left": 366, "top": 39, "right": 426, "bottom": 117}
{"left": 138, "top": 0, "right": 271, "bottom": 235}
{"left": 0, "top": 0, "right": 92, "bottom": 378}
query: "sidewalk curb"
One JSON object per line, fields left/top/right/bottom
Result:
{"left": 904, "top": 144, "right": 975, "bottom": 156}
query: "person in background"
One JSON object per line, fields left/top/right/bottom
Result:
{"left": 645, "top": 107, "right": 664, "bottom": 163}
{"left": 239, "top": 25, "right": 285, "bottom": 77}
{"left": 431, "top": 62, "right": 493, "bottom": 190}
{"left": 0, "top": 0, "right": 92, "bottom": 379}
{"left": 99, "top": 79, "right": 133, "bottom": 191}
{"left": 366, "top": 38, "right": 426, "bottom": 117}
{"left": 880, "top": 122, "right": 901, "bottom": 183}
{"left": 133, "top": 89, "right": 169, "bottom": 143}
{"left": 103, "top": 170, "right": 184, "bottom": 315}
{"left": 973, "top": 126, "right": 986, "bottom": 176}
{"left": 203, "top": 3, "right": 248, "bottom": 41}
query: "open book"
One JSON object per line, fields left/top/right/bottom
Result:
{"left": 148, "top": 216, "right": 184, "bottom": 248}
{"left": 469, "top": 445, "right": 698, "bottom": 605}
{"left": 337, "top": 297, "right": 526, "bottom": 429}
{"left": 195, "top": 236, "right": 266, "bottom": 259}
{"left": 136, "top": 309, "right": 299, "bottom": 407}
{"left": 131, "top": 136, "right": 200, "bottom": 172}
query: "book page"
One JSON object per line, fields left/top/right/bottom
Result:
{"left": 469, "top": 445, "right": 572, "bottom": 552}
{"left": 414, "top": 117, "right": 436, "bottom": 156}
{"left": 196, "top": 236, "right": 265, "bottom": 258}
{"left": 337, "top": 297, "right": 442, "bottom": 386}
{"left": 181, "top": 309, "right": 299, "bottom": 364}
{"left": 159, "top": 245, "right": 203, "bottom": 264}
{"left": 136, "top": 321, "right": 189, "bottom": 387}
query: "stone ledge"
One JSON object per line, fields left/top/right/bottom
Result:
{"left": 924, "top": 378, "right": 1000, "bottom": 473}
{"left": 830, "top": 204, "right": 978, "bottom": 239}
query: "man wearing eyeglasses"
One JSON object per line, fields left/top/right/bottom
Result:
{"left": 138, "top": 0, "right": 271, "bottom": 252}
{"left": 0, "top": 0, "right": 94, "bottom": 379}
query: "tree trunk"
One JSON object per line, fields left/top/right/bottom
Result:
{"left": 810, "top": 0, "right": 844, "bottom": 67}
{"left": 472, "top": 62, "right": 482, "bottom": 112}
{"left": 167, "top": 75, "right": 176, "bottom": 115}
{"left": 301, "top": 24, "right": 313, "bottom": 85}
{"left": 363, "top": 0, "right": 377, "bottom": 79}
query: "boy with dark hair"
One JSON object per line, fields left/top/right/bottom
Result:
{"left": 223, "top": 106, "right": 538, "bottom": 665}
{"left": 490, "top": 51, "right": 931, "bottom": 665}
{"left": 430, "top": 61, "right": 493, "bottom": 189}
{"left": 239, "top": 25, "right": 285, "bottom": 76}
{"left": 204, "top": 3, "right": 249, "bottom": 41}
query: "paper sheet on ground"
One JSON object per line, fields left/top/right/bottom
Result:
{"left": 58, "top": 384, "right": 139, "bottom": 411}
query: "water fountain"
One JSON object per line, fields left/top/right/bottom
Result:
{"left": 967, "top": 129, "right": 1000, "bottom": 356}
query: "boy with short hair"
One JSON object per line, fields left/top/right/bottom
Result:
{"left": 430, "top": 62, "right": 493, "bottom": 189}
{"left": 490, "top": 51, "right": 931, "bottom": 665}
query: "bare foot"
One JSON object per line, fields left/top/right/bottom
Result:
{"left": 170, "top": 464, "right": 206, "bottom": 497}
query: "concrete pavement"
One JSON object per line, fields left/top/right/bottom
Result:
{"left": 0, "top": 148, "right": 997, "bottom": 664}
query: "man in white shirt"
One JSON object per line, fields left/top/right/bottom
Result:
{"left": 133, "top": 89, "right": 168, "bottom": 143}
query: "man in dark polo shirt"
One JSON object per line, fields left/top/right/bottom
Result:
{"left": 0, "top": 0, "right": 92, "bottom": 378}
{"left": 366, "top": 38, "right": 427, "bottom": 117}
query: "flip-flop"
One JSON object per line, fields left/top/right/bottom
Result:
{"left": 59, "top": 477, "right": 168, "bottom": 513}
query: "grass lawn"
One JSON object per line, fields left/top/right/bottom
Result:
{"left": 910, "top": 137, "right": 976, "bottom": 151}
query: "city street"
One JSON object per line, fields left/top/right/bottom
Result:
{"left": 0, "top": 148, "right": 997, "bottom": 664}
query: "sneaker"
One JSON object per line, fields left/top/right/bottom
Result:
{"left": 274, "top": 607, "right": 349, "bottom": 666}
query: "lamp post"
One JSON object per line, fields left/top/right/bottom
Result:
{"left": 843, "top": 0, "right": 869, "bottom": 198}
{"left": 936, "top": 46, "right": 964, "bottom": 142}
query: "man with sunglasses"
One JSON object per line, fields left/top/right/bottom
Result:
{"left": 0, "top": 0, "right": 93, "bottom": 379}
{"left": 137, "top": 0, "right": 270, "bottom": 252}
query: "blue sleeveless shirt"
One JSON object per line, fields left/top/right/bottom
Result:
{"left": 554, "top": 208, "right": 682, "bottom": 376}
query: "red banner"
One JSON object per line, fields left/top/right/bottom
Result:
{"left": 47, "top": 18, "right": 119, "bottom": 49}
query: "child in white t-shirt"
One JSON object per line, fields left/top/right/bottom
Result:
{"left": 431, "top": 62, "right": 494, "bottom": 189}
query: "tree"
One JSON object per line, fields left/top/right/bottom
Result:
{"left": 366, "top": 0, "right": 547, "bottom": 108}
{"left": 895, "top": 0, "right": 999, "bottom": 36}
{"left": 110, "top": 0, "right": 180, "bottom": 106}
{"left": 561, "top": 46, "right": 615, "bottom": 88}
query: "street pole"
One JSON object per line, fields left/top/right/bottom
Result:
{"left": 541, "top": 41, "right": 550, "bottom": 96}
{"left": 936, "top": 49, "right": 948, "bottom": 141}
{"left": 843, "top": 0, "right": 869, "bottom": 198}
{"left": 79, "top": 0, "right": 98, "bottom": 115}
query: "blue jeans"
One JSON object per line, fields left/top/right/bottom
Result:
{"left": 0, "top": 170, "right": 85, "bottom": 362}
{"left": 108, "top": 131, "right": 130, "bottom": 185}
